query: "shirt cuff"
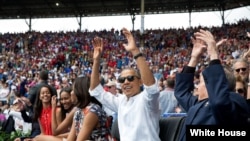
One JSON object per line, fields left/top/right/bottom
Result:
{"left": 143, "top": 78, "right": 160, "bottom": 95}
{"left": 209, "top": 59, "right": 221, "bottom": 66}
{"left": 182, "top": 66, "right": 196, "bottom": 73}
{"left": 89, "top": 84, "right": 104, "bottom": 96}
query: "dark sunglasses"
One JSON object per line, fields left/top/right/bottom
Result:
{"left": 118, "top": 75, "right": 139, "bottom": 83}
{"left": 235, "top": 68, "right": 247, "bottom": 73}
{"left": 108, "top": 86, "right": 114, "bottom": 89}
{"left": 236, "top": 88, "right": 245, "bottom": 94}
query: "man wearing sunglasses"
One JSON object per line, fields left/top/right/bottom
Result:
{"left": 89, "top": 28, "right": 161, "bottom": 141}
{"left": 232, "top": 58, "right": 249, "bottom": 82}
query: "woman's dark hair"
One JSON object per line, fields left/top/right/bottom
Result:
{"left": 59, "top": 86, "right": 73, "bottom": 120}
{"left": 235, "top": 76, "right": 247, "bottom": 98}
{"left": 33, "top": 84, "right": 56, "bottom": 121}
{"left": 73, "top": 76, "right": 102, "bottom": 109}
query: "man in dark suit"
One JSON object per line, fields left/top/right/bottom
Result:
{"left": 175, "top": 29, "right": 250, "bottom": 141}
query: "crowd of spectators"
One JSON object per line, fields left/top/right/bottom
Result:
{"left": 0, "top": 18, "right": 249, "bottom": 139}
{"left": 0, "top": 19, "right": 248, "bottom": 92}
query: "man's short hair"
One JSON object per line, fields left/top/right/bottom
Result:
{"left": 166, "top": 77, "right": 175, "bottom": 88}
{"left": 39, "top": 70, "right": 48, "bottom": 80}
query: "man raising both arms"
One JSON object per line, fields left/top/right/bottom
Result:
{"left": 89, "top": 27, "right": 161, "bottom": 141}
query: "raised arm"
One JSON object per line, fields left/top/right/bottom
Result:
{"left": 89, "top": 37, "right": 103, "bottom": 90}
{"left": 174, "top": 32, "right": 207, "bottom": 109}
{"left": 122, "top": 28, "right": 154, "bottom": 86}
{"left": 89, "top": 36, "right": 120, "bottom": 111}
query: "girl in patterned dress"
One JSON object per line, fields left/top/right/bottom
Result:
{"left": 66, "top": 76, "right": 112, "bottom": 141}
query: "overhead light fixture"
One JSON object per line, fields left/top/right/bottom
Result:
{"left": 56, "top": 3, "right": 59, "bottom": 6}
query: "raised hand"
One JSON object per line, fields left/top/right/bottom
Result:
{"left": 194, "top": 29, "right": 217, "bottom": 60}
{"left": 191, "top": 36, "right": 207, "bottom": 59}
{"left": 216, "top": 38, "right": 227, "bottom": 47}
{"left": 92, "top": 36, "right": 103, "bottom": 60}
{"left": 187, "top": 36, "right": 207, "bottom": 67}
{"left": 122, "top": 28, "right": 138, "bottom": 55}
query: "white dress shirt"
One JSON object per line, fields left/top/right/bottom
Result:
{"left": 89, "top": 82, "right": 161, "bottom": 141}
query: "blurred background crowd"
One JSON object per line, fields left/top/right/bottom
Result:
{"left": 0, "top": 18, "right": 249, "bottom": 138}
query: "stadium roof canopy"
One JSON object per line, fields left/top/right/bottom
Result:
{"left": 0, "top": 0, "right": 250, "bottom": 19}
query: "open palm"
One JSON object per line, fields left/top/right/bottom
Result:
{"left": 122, "top": 28, "right": 137, "bottom": 52}
{"left": 92, "top": 37, "right": 103, "bottom": 59}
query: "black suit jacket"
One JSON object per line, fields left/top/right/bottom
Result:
{"left": 175, "top": 61, "right": 250, "bottom": 141}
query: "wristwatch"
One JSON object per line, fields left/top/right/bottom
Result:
{"left": 133, "top": 52, "right": 143, "bottom": 60}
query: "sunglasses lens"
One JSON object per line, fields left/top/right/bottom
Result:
{"left": 127, "top": 76, "right": 135, "bottom": 82}
{"left": 118, "top": 76, "right": 137, "bottom": 83}
{"left": 237, "top": 88, "right": 244, "bottom": 93}
{"left": 118, "top": 77, "right": 125, "bottom": 83}
{"left": 235, "top": 68, "right": 247, "bottom": 72}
